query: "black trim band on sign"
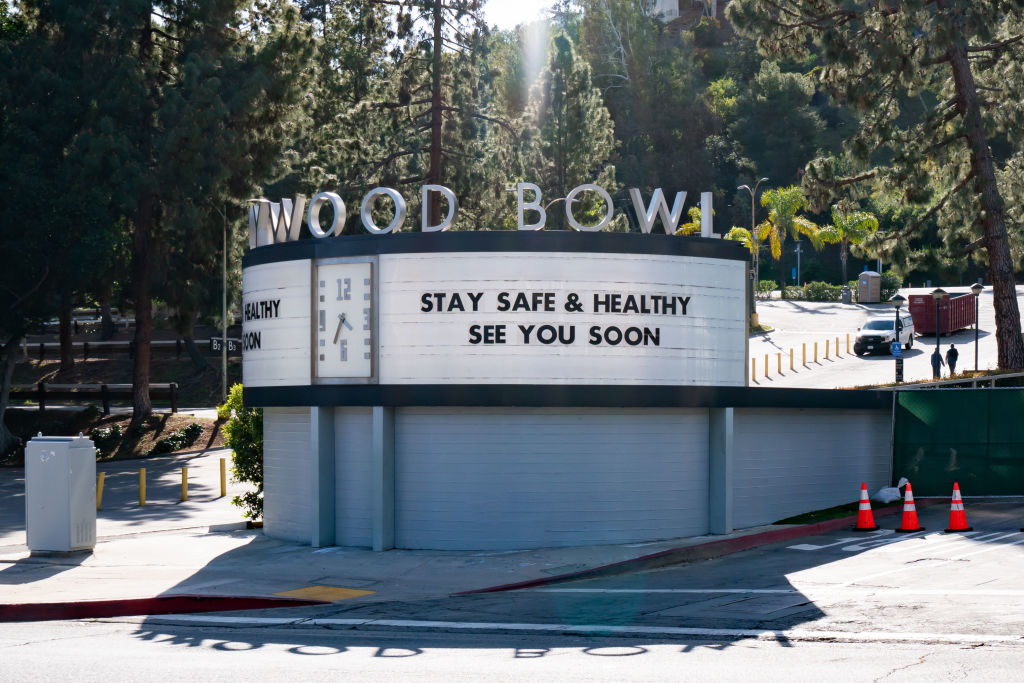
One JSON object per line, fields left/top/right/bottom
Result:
{"left": 242, "top": 230, "right": 750, "bottom": 268}
{"left": 243, "top": 384, "right": 891, "bottom": 411}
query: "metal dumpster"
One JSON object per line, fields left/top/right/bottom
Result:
{"left": 908, "top": 292, "right": 976, "bottom": 335}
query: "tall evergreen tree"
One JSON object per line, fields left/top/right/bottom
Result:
{"left": 524, "top": 31, "right": 619, "bottom": 229}
{"left": 728, "top": 0, "right": 1024, "bottom": 368}
{"left": 93, "top": 1, "right": 312, "bottom": 427}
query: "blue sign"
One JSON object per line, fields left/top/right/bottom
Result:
{"left": 891, "top": 341, "right": 902, "bottom": 358}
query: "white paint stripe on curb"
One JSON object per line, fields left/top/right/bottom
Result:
{"left": 145, "top": 615, "right": 1024, "bottom": 645}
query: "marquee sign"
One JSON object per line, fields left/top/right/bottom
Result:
{"left": 241, "top": 233, "right": 748, "bottom": 392}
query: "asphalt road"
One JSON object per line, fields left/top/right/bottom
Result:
{"left": 0, "top": 620, "right": 1018, "bottom": 682}
{"left": 749, "top": 286, "right": 1022, "bottom": 388}
{"left": 4, "top": 501, "right": 1020, "bottom": 680}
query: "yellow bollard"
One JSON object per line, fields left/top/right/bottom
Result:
{"left": 220, "top": 458, "right": 227, "bottom": 498}
{"left": 181, "top": 466, "right": 188, "bottom": 502}
{"left": 814, "top": 342, "right": 818, "bottom": 363}
{"left": 777, "top": 352, "right": 781, "bottom": 374}
{"left": 790, "top": 348, "right": 794, "bottom": 371}
{"left": 826, "top": 339, "right": 830, "bottom": 359}
{"left": 802, "top": 343, "right": 806, "bottom": 366}
{"left": 764, "top": 353, "right": 769, "bottom": 377}
{"left": 836, "top": 337, "right": 840, "bottom": 357}
{"left": 96, "top": 472, "right": 105, "bottom": 510}
{"left": 846, "top": 333, "right": 850, "bottom": 354}
{"left": 139, "top": 468, "right": 146, "bottom": 506}
{"left": 751, "top": 357, "right": 756, "bottom": 381}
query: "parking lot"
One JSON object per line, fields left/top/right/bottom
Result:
{"left": 748, "top": 286, "right": 1022, "bottom": 388}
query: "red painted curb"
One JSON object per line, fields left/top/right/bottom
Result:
{"left": 0, "top": 595, "right": 326, "bottom": 623}
{"left": 455, "top": 500, "right": 942, "bottom": 596}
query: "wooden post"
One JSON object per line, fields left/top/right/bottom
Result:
{"left": 220, "top": 458, "right": 227, "bottom": 498}
{"left": 96, "top": 472, "right": 105, "bottom": 510}
{"left": 101, "top": 384, "right": 110, "bottom": 416}
{"left": 37, "top": 382, "right": 45, "bottom": 413}
{"left": 180, "top": 467, "right": 188, "bottom": 501}
{"left": 139, "top": 468, "right": 146, "bottom": 506}
{"left": 170, "top": 383, "right": 178, "bottom": 414}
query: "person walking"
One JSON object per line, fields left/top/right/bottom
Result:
{"left": 946, "top": 343, "right": 959, "bottom": 375}
{"left": 931, "top": 347, "right": 945, "bottom": 379}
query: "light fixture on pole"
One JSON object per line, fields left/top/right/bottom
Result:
{"left": 931, "top": 287, "right": 947, "bottom": 355}
{"left": 737, "top": 177, "right": 769, "bottom": 324}
{"left": 890, "top": 293, "right": 905, "bottom": 383}
{"left": 737, "top": 178, "right": 769, "bottom": 287}
{"left": 971, "top": 282, "right": 984, "bottom": 372}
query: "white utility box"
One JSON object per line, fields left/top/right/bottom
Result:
{"left": 25, "top": 435, "right": 97, "bottom": 553}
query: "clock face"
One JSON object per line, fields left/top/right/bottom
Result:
{"left": 313, "top": 259, "right": 375, "bottom": 380}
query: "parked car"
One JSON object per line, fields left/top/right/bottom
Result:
{"left": 854, "top": 314, "right": 915, "bottom": 355}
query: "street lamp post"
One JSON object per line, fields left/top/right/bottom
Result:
{"left": 971, "top": 282, "right": 984, "bottom": 371}
{"left": 931, "top": 287, "right": 947, "bottom": 358}
{"left": 737, "top": 177, "right": 769, "bottom": 324}
{"left": 890, "top": 294, "right": 905, "bottom": 383}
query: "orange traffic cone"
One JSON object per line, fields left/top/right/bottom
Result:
{"left": 895, "top": 482, "right": 924, "bottom": 532}
{"left": 944, "top": 482, "right": 972, "bottom": 532}
{"left": 852, "top": 482, "right": 879, "bottom": 532}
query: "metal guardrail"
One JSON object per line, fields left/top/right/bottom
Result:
{"left": 22, "top": 338, "right": 239, "bottom": 361}
{"left": 9, "top": 382, "right": 179, "bottom": 415}
{"left": 881, "top": 371, "right": 1024, "bottom": 390}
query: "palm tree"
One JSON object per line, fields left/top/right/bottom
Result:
{"left": 757, "top": 186, "right": 822, "bottom": 299}
{"left": 819, "top": 206, "right": 879, "bottom": 284}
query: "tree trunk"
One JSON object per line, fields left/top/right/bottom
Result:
{"left": 946, "top": 37, "right": 1024, "bottom": 369}
{"left": 0, "top": 336, "right": 22, "bottom": 457}
{"left": 778, "top": 235, "right": 787, "bottom": 299}
{"left": 130, "top": 15, "right": 155, "bottom": 431}
{"left": 100, "top": 299, "right": 115, "bottom": 341}
{"left": 184, "top": 335, "right": 212, "bottom": 373}
{"left": 427, "top": 1, "right": 443, "bottom": 228}
{"left": 130, "top": 194, "right": 154, "bottom": 430}
{"left": 58, "top": 289, "right": 74, "bottom": 373}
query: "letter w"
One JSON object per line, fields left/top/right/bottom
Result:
{"left": 628, "top": 188, "right": 687, "bottom": 234}
{"left": 248, "top": 195, "right": 307, "bottom": 248}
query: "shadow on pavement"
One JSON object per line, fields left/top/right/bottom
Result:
{"left": 130, "top": 502, "right": 1024, "bottom": 655}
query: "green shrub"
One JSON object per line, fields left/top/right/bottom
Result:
{"left": 219, "top": 383, "right": 263, "bottom": 520}
{"left": 88, "top": 424, "right": 123, "bottom": 457}
{"left": 784, "top": 286, "right": 806, "bottom": 300}
{"left": 880, "top": 270, "right": 903, "bottom": 300}
{"left": 148, "top": 422, "right": 202, "bottom": 455}
{"left": 804, "top": 281, "right": 843, "bottom": 302}
{"left": 756, "top": 280, "right": 776, "bottom": 299}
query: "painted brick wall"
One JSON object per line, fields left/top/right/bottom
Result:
{"left": 262, "top": 407, "right": 312, "bottom": 543}
{"left": 393, "top": 407, "right": 710, "bottom": 550}
{"left": 334, "top": 407, "right": 373, "bottom": 547}
{"left": 732, "top": 408, "right": 891, "bottom": 528}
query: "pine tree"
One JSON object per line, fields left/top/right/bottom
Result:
{"left": 525, "top": 31, "right": 619, "bottom": 230}
{"left": 728, "top": 0, "right": 1024, "bottom": 368}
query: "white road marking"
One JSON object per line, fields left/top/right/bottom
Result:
{"left": 137, "top": 614, "right": 1024, "bottom": 645}
{"left": 537, "top": 588, "right": 1024, "bottom": 597}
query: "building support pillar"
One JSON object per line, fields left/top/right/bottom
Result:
{"left": 372, "top": 406, "right": 395, "bottom": 551}
{"left": 708, "top": 407, "right": 734, "bottom": 534}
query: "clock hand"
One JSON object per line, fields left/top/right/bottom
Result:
{"left": 343, "top": 316, "right": 353, "bottom": 330}
{"left": 333, "top": 313, "right": 345, "bottom": 344}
